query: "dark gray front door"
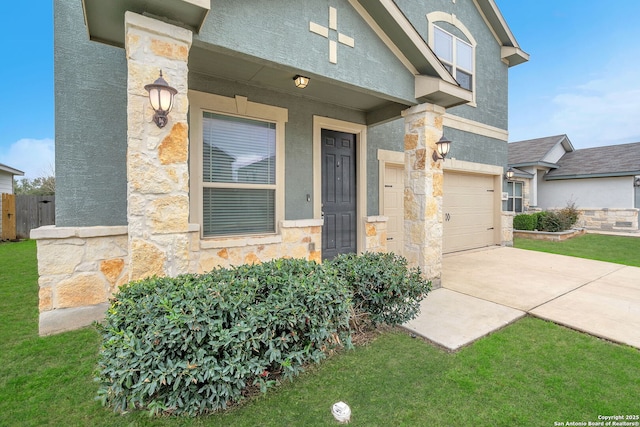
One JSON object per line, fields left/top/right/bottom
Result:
{"left": 321, "top": 129, "right": 357, "bottom": 260}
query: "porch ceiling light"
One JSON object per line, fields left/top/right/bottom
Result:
{"left": 144, "top": 70, "right": 177, "bottom": 128}
{"left": 506, "top": 167, "right": 515, "bottom": 180}
{"left": 293, "top": 75, "right": 310, "bottom": 89}
{"left": 432, "top": 134, "right": 452, "bottom": 161}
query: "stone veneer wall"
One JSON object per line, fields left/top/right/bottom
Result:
{"left": 577, "top": 208, "right": 639, "bottom": 231}
{"left": 33, "top": 219, "right": 325, "bottom": 335}
{"left": 402, "top": 103, "right": 445, "bottom": 287}
{"left": 501, "top": 211, "right": 514, "bottom": 247}
{"left": 364, "top": 216, "right": 388, "bottom": 253}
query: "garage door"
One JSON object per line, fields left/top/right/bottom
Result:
{"left": 443, "top": 172, "right": 495, "bottom": 253}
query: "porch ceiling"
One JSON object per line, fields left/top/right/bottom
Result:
{"left": 188, "top": 45, "right": 412, "bottom": 125}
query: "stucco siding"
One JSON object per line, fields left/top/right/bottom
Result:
{"left": 55, "top": 0, "right": 128, "bottom": 227}
{"left": 538, "top": 175, "right": 634, "bottom": 209}
{"left": 196, "top": 0, "right": 416, "bottom": 104}
{"left": 396, "top": 0, "right": 509, "bottom": 130}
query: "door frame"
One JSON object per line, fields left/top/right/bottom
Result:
{"left": 313, "top": 116, "right": 367, "bottom": 255}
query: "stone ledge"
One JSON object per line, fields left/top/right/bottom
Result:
{"left": 281, "top": 219, "right": 324, "bottom": 228}
{"left": 31, "top": 225, "right": 129, "bottom": 240}
{"left": 39, "top": 303, "right": 109, "bottom": 336}
{"left": 200, "top": 234, "right": 283, "bottom": 249}
{"left": 366, "top": 216, "right": 389, "bottom": 223}
{"left": 514, "top": 228, "right": 586, "bottom": 242}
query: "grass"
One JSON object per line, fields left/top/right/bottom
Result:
{"left": 514, "top": 233, "right": 640, "bottom": 267}
{"left": 1, "top": 239, "right": 639, "bottom": 426}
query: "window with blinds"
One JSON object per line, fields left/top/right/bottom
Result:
{"left": 202, "top": 112, "right": 277, "bottom": 236}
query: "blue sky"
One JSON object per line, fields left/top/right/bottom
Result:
{"left": 1, "top": 1, "right": 640, "bottom": 179}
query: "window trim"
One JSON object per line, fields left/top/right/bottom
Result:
{"left": 426, "top": 11, "right": 477, "bottom": 106}
{"left": 189, "top": 91, "right": 288, "bottom": 240}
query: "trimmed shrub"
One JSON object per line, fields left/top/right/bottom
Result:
{"left": 513, "top": 213, "right": 536, "bottom": 231}
{"left": 328, "top": 252, "right": 431, "bottom": 328}
{"left": 95, "top": 258, "right": 352, "bottom": 416}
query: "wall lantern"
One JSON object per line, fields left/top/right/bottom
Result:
{"left": 144, "top": 70, "right": 177, "bottom": 128}
{"left": 505, "top": 167, "right": 515, "bottom": 180}
{"left": 432, "top": 134, "right": 452, "bottom": 161}
{"left": 293, "top": 75, "right": 310, "bottom": 89}
{"left": 634, "top": 176, "right": 640, "bottom": 187}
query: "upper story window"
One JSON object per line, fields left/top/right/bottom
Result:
{"left": 433, "top": 25, "right": 474, "bottom": 91}
{"left": 426, "top": 12, "right": 477, "bottom": 102}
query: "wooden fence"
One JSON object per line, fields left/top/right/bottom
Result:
{"left": 1, "top": 193, "right": 17, "bottom": 240}
{"left": 14, "top": 195, "right": 56, "bottom": 240}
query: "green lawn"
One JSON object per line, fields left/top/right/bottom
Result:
{"left": 514, "top": 233, "right": 640, "bottom": 267}
{"left": 1, "top": 240, "right": 639, "bottom": 426}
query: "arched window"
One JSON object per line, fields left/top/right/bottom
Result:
{"left": 427, "top": 12, "right": 476, "bottom": 99}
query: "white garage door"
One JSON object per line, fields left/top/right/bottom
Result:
{"left": 443, "top": 172, "right": 496, "bottom": 253}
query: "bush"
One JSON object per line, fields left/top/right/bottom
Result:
{"left": 558, "top": 201, "right": 580, "bottom": 230}
{"left": 513, "top": 213, "right": 536, "bottom": 231}
{"left": 95, "top": 258, "right": 352, "bottom": 416}
{"left": 534, "top": 202, "right": 580, "bottom": 232}
{"left": 533, "top": 211, "right": 548, "bottom": 230}
{"left": 328, "top": 252, "right": 431, "bottom": 328}
{"left": 538, "top": 211, "right": 563, "bottom": 232}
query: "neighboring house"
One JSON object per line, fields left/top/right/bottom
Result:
{"left": 0, "top": 163, "right": 24, "bottom": 194}
{"left": 0, "top": 163, "right": 25, "bottom": 238}
{"left": 34, "top": 0, "right": 528, "bottom": 334}
{"left": 508, "top": 135, "right": 640, "bottom": 230}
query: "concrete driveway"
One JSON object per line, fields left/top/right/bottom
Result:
{"left": 404, "top": 247, "right": 640, "bottom": 351}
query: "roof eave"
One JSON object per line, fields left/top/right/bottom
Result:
{"left": 0, "top": 164, "right": 25, "bottom": 176}
{"left": 355, "top": 0, "right": 459, "bottom": 85}
{"left": 509, "top": 161, "right": 559, "bottom": 169}
{"left": 82, "top": 0, "right": 210, "bottom": 47}
{"left": 545, "top": 171, "right": 640, "bottom": 181}
{"left": 501, "top": 46, "right": 529, "bottom": 67}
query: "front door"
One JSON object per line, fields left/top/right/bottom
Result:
{"left": 321, "top": 129, "right": 357, "bottom": 260}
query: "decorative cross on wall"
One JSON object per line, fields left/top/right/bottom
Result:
{"left": 309, "top": 6, "right": 355, "bottom": 64}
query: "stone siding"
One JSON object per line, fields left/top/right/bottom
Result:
{"left": 364, "top": 216, "right": 388, "bottom": 253}
{"left": 402, "top": 103, "right": 445, "bottom": 286}
{"left": 514, "top": 228, "right": 586, "bottom": 242}
{"left": 33, "top": 219, "right": 324, "bottom": 335}
{"left": 501, "top": 211, "right": 514, "bottom": 247}
{"left": 578, "top": 208, "right": 639, "bottom": 231}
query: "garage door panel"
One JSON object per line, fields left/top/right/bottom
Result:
{"left": 444, "top": 172, "right": 496, "bottom": 253}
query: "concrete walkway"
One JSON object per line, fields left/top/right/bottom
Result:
{"left": 404, "top": 247, "right": 640, "bottom": 351}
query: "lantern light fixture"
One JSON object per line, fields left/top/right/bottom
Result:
{"left": 144, "top": 70, "right": 177, "bottom": 128}
{"left": 505, "top": 167, "right": 515, "bottom": 180}
{"left": 432, "top": 134, "right": 452, "bottom": 161}
{"left": 293, "top": 75, "right": 310, "bottom": 89}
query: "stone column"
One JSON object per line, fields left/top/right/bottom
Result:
{"left": 124, "top": 12, "right": 193, "bottom": 281}
{"left": 402, "top": 103, "right": 445, "bottom": 287}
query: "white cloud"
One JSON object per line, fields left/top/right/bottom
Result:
{"left": 1, "top": 138, "right": 55, "bottom": 180}
{"left": 548, "top": 70, "right": 640, "bottom": 148}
